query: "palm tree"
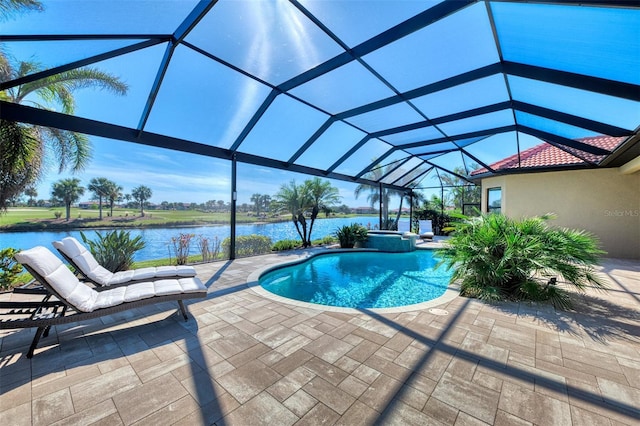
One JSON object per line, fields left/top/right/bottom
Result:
{"left": 87, "top": 177, "right": 113, "bottom": 220}
{"left": 439, "top": 165, "right": 481, "bottom": 212}
{"left": 105, "top": 181, "right": 123, "bottom": 216}
{"left": 24, "top": 185, "right": 37, "bottom": 205}
{"left": 131, "top": 185, "right": 152, "bottom": 217}
{"left": 273, "top": 178, "right": 341, "bottom": 247}
{"left": 273, "top": 180, "right": 309, "bottom": 246}
{"left": 250, "top": 193, "right": 263, "bottom": 215}
{"left": 304, "top": 177, "right": 341, "bottom": 244}
{"left": 0, "top": 53, "right": 127, "bottom": 209}
{"left": 51, "top": 178, "right": 84, "bottom": 221}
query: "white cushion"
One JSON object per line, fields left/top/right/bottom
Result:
{"left": 92, "top": 277, "right": 206, "bottom": 310}
{"left": 53, "top": 237, "right": 197, "bottom": 286}
{"left": 15, "top": 246, "right": 98, "bottom": 312}
{"left": 15, "top": 246, "right": 206, "bottom": 313}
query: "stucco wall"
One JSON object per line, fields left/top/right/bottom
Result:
{"left": 480, "top": 168, "right": 640, "bottom": 259}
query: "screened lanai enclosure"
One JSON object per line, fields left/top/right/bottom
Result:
{"left": 1, "top": 0, "right": 639, "bottom": 258}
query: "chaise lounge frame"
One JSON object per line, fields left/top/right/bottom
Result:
{"left": 0, "top": 262, "right": 205, "bottom": 359}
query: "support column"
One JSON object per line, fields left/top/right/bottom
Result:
{"left": 379, "top": 182, "right": 383, "bottom": 230}
{"left": 409, "top": 190, "right": 413, "bottom": 232}
{"left": 230, "top": 154, "right": 237, "bottom": 260}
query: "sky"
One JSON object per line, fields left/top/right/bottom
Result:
{"left": 3, "top": 1, "right": 638, "bottom": 206}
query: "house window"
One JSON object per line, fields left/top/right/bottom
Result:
{"left": 487, "top": 187, "right": 501, "bottom": 214}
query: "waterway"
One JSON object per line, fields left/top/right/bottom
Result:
{"left": 0, "top": 216, "right": 379, "bottom": 261}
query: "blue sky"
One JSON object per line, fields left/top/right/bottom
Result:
{"left": 3, "top": 1, "right": 638, "bottom": 206}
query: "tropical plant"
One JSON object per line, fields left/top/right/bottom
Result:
{"left": 0, "top": 58, "right": 128, "bottom": 210}
{"left": 273, "top": 178, "right": 341, "bottom": 248}
{"left": 0, "top": 247, "right": 23, "bottom": 291}
{"left": 80, "top": 230, "right": 145, "bottom": 272}
{"left": 87, "top": 177, "right": 113, "bottom": 220}
{"left": 437, "top": 213, "right": 606, "bottom": 309}
{"left": 250, "top": 193, "right": 271, "bottom": 216}
{"left": 438, "top": 166, "right": 481, "bottom": 212}
{"left": 273, "top": 180, "right": 309, "bottom": 246}
{"left": 355, "top": 161, "right": 420, "bottom": 229}
{"left": 131, "top": 185, "right": 152, "bottom": 217}
{"left": 105, "top": 181, "right": 123, "bottom": 217}
{"left": 222, "top": 234, "right": 272, "bottom": 258}
{"left": 0, "top": 119, "right": 42, "bottom": 210}
{"left": 51, "top": 177, "right": 84, "bottom": 221}
{"left": 24, "top": 185, "right": 37, "bottom": 205}
{"left": 334, "top": 223, "right": 368, "bottom": 249}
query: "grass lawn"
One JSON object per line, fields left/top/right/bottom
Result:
{"left": 0, "top": 207, "right": 297, "bottom": 230}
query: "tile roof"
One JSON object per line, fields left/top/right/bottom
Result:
{"left": 471, "top": 135, "right": 626, "bottom": 176}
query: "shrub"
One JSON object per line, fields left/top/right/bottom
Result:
{"left": 54, "top": 211, "right": 62, "bottom": 219}
{"left": 0, "top": 248, "right": 23, "bottom": 291}
{"left": 80, "top": 230, "right": 146, "bottom": 272}
{"left": 319, "top": 235, "right": 336, "bottom": 245}
{"left": 272, "top": 239, "right": 301, "bottom": 251}
{"left": 197, "top": 235, "right": 221, "bottom": 262}
{"left": 334, "top": 224, "right": 368, "bottom": 248}
{"left": 222, "top": 234, "right": 272, "bottom": 258}
{"left": 169, "top": 233, "right": 195, "bottom": 265}
{"left": 437, "top": 213, "right": 606, "bottom": 309}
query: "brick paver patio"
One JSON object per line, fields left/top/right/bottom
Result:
{"left": 1, "top": 248, "right": 639, "bottom": 425}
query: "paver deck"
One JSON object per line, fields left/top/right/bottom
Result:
{"left": 1, "top": 248, "right": 639, "bottom": 425}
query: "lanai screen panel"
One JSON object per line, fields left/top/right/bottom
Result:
{"left": 1, "top": 0, "right": 639, "bottom": 192}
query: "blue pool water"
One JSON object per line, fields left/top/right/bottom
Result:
{"left": 259, "top": 250, "right": 452, "bottom": 309}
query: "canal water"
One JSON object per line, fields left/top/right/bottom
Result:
{"left": 0, "top": 216, "right": 379, "bottom": 261}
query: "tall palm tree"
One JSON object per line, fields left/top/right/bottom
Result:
{"left": 131, "top": 185, "right": 152, "bottom": 217}
{"left": 304, "top": 177, "right": 341, "bottom": 244}
{"left": 87, "top": 177, "right": 113, "bottom": 220}
{"left": 51, "top": 178, "right": 84, "bottom": 221}
{"left": 250, "top": 193, "right": 263, "bottom": 215}
{"left": 24, "top": 185, "right": 37, "bottom": 205}
{"left": 105, "top": 181, "right": 123, "bottom": 217}
{"left": 273, "top": 180, "right": 309, "bottom": 246}
{"left": 0, "top": 54, "right": 127, "bottom": 209}
{"left": 0, "top": 106, "right": 42, "bottom": 209}
{"left": 354, "top": 166, "right": 393, "bottom": 228}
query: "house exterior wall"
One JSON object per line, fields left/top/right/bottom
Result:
{"left": 480, "top": 168, "right": 640, "bottom": 259}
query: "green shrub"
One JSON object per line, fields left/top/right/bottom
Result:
{"left": 437, "top": 213, "right": 606, "bottom": 309}
{"left": 319, "top": 235, "right": 336, "bottom": 245}
{"left": 80, "top": 230, "right": 146, "bottom": 272}
{"left": 54, "top": 211, "right": 62, "bottom": 219}
{"left": 0, "top": 248, "right": 23, "bottom": 291}
{"left": 334, "top": 224, "right": 368, "bottom": 248}
{"left": 222, "top": 234, "right": 273, "bottom": 257}
{"left": 272, "top": 239, "right": 300, "bottom": 251}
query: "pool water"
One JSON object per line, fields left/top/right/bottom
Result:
{"left": 259, "top": 250, "right": 452, "bottom": 309}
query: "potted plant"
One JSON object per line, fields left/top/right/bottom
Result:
{"left": 334, "top": 223, "right": 368, "bottom": 248}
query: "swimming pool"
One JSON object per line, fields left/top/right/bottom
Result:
{"left": 257, "top": 250, "right": 453, "bottom": 310}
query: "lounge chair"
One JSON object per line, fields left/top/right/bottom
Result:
{"left": 0, "top": 246, "right": 206, "bottom": 358}
{"left": 418, "top": 220, "right": 434, "bottom": 241}
{"left": 53, "top": 237, "right": 196, "bottom": 287}
{"left": 397, "top": 219, "right": 411, "bottom": 233}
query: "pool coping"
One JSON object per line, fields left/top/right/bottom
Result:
{"left": 246, "top": 248, "right": 461, "bottom": 314}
